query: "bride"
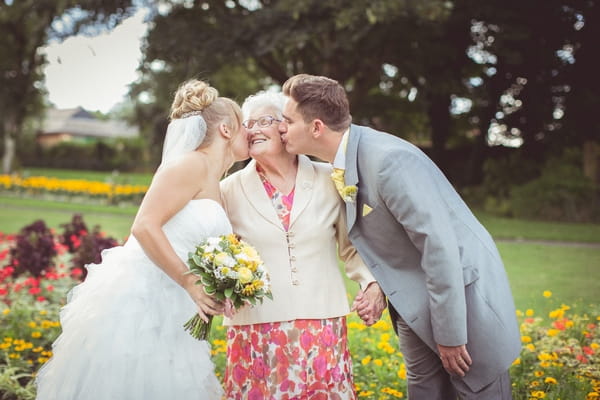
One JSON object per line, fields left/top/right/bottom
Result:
{"left": 35, "top": 79, "right": 249, "bottom": 399}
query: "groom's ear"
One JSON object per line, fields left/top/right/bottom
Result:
{"left": 312, "top": 119, "right": 325, "bottom": 139}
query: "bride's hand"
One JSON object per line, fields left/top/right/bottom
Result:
{"left": 182, "top": 276, "right": 225, "bottom": 322}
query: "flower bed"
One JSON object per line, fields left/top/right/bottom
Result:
{"left": 0, "top": 227, "right": 598, "bottom": 399}
{"left": 0, "top": 174, "right": 147, "bottom": 205}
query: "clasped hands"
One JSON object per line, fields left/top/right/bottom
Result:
{"left": 351, "top": 282, "right": 387, "bottom": 326}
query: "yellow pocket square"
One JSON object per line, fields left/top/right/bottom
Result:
{"left": 362, "top": 204, "right": 373, "bottom": 216}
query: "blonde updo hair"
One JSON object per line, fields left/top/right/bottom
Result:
{"left": 169, "top": 79, "right": 243, "bottom": 146}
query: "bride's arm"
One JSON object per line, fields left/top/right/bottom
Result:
{"left": 131, "top": 156, "right": 224, "bottom": 321}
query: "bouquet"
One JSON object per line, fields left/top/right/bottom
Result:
{"left": 183, "top": 233, "right": 272, "bottom": 340}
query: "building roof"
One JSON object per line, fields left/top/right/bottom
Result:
{"left": 39, "top": 107, "right": 138, "bottom": 139}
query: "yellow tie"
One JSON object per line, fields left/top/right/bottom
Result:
{"left": 332, "top": 132, "right": 350, "bottom": 199}
{"left": 331, "top": 167, "right": 346, "bottom": 198}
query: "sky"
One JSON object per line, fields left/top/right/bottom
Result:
{"left": 42, "top": 9, "right": 149, "bottom": 114}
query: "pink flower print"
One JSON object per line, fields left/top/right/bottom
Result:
{"left": 312, "top": 355, "right": 328, "bottom": 379}
{"left": 300, "top": 331, "right": 314, "bottom": 353}
{"left": 248, "top": 387, "right": 265, "bottom": 400}
{"left": 320, "top": 325, "right": 336, "bottom": 347}
{"left": 252, "top": 357, "right": 269, "bottom": 379}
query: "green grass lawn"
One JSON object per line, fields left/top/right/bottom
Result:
{"left": 476, "top": 211, "right": 600, "bottom": 243}
{"left": 14, "top": 167, "right": 154, "bottom": 186}
{"left": 0, "top": 196, "right": 138, "bottom": 240}
{"left": 499, "top": 242, "right": 600, "bottom": 316}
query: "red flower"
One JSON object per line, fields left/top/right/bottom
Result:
{"left": 0, "top": 249, "right": 8, "bottom": 260}
{"left": 583, "top": 346, "right": 594, "bottom": 355}
{"left": 45, "top": 285, "right": 54, "bottom": 292}
{"left": 576, "top": 354, "right": 589, "bottom": 363}
{"left": 29, "top": 287, "right": 41, "bottom": 295}
{"left": 71, "top": 268, "right": 84, "bottom": 278}
{"left": 553, "top": 319, "right": 566, "bottom": 330}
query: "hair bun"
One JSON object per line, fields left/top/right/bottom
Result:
{"left": 170, "top": 80, "right": 219, "bottom": 119}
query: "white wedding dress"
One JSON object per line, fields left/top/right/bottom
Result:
{"left": 36, "top": 199, "right": 230, "bottom": 400}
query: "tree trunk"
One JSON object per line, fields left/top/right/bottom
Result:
{"left": 2, "top": 119, "right": 17, "bottom": 174}
{"left": 583, "top": 140, "right": 600, "bottom": 184}
{"left": 426, "top": 93, "right": 451, "bottom": 169}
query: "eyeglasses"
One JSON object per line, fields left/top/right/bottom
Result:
{"left": 242, "top": 115, "right": 282, "bottom": 130}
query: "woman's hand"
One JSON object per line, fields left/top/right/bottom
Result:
{"left": 351, "top": 282, "right": 387, "bottom": 326}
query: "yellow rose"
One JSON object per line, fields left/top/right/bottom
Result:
{"left": 242, "top": 245, "right": 260, "bottom": 261}
{"left": 214, "top": 252, "right": 231, "bottom": 266}
{"left": 237, "top": 267, "right": 253, "bottom": 284}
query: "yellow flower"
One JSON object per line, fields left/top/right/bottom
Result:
{"left": 373, "top": 359, "right": 383, "bottom": 367}
{"left": 512, "top": 358, "right": 521, "bottom": 366}
{"left": 242, "top": 245, "right": 260, "bottom": 261}
{"left": 530, "top": 390, "right": 546, "bottom": 398}
{"left": 543, "top": 290, "right": 552, "bottom": 298}
{"left": 547, "top": 329, "right": 560, "bottom": 337}
{"left": 397, "top": 365, "right": 407, "bottom": 380}
{"left": 31, "top": 332, "right": 42, "bottom": 339}
{"left": 2, "top": 309, "right": 10, "bottom": 315}
{"left": 214, "top": 252, "right": 233, "bottom": 267}
{"left": 526, "top": 309, "right": 535, "bottom": 317}
{"left": 534, "top": 370, "right": 544, "bottom": 377}
{"left": 549, "top": 309, "right": 564, "bottom": 319}
{"left": 341, "top": 185, "right": 358, "bottom": 202}
{"left": 544, "top": 377, "right": 557, "bottom": 384}
{"left": 521, "top": 335, "right": 532, "bottom": 343}
{"left": 361, "top": 356, "right": 372, "bottom": 365}
{"left": 237, "top": 267, "right": 254, "bottom": 284}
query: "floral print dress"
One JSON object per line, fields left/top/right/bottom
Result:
{"left": 223, "top": 168, "right": 357, "bottom": 400}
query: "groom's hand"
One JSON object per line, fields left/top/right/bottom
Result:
{"left": 351, "top": 282, "right": 386, "bottom": 326}
{"left": 438, "top": 344, "right": 472, "bottom": 377}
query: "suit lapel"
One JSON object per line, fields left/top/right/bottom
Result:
{"left": 345, "top": 125, "right": 360, "bottom": 231}
{"left": 289, "top": 155, "right": 314, "bottom": 227}
{"left": 239, "top": 159, "right": 283, "bottom": 230}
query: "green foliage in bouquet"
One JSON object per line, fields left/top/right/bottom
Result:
{"left": 183, "top": 233, "right": 272, "bottom": 340}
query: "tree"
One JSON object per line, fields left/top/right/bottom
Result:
{"left": 0, "top": 0, "right": 138, "bottom": 173}
{"left": 136, "top": 0, "right": 598, "bottom": 187}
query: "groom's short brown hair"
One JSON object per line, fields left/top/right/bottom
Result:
{"left": 282, "top": 74, "right": 351, "bottom": 132}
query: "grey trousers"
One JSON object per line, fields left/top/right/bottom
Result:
{"left": 393, "top": 311, "right": 513, "bottom": 400}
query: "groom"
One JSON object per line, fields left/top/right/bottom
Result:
{"left": 278, "top": 74, "right": 521, "bottom": 400}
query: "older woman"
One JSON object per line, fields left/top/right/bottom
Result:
{"left": 220, "top": 91, "right": 381, "bottom": 399}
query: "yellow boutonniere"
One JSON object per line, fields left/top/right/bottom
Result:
{"left": 331, "top": 168, "right": 358, "bottom": 203}
{"left": 340, "top": 185, "right": 358, "bottom": 203}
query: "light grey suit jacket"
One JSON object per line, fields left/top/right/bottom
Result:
{"left": 343, "top": 124, "right": 521, "bottom": 391}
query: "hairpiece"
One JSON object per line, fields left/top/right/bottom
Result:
{"left": 181, "top": 110, "right": 203, "bottom": 119}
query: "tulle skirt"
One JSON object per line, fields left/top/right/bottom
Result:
{"left": 35, "top": 239, "right": 223, "bottom": 400}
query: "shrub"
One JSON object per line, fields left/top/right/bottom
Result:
{"left": 60, "top": 214, "right": 119, "bottom": 279}
{"left": 510, "top": 149, "right": 599, "bottom": 222}
{"left": 9, "top": 221, "right": 56, "bottom": 278}
{"left": 71, "top": 227, "right": 118, "bottom": 279}
{"left": 59, "top": 214, "right": 88, "bottom": 253}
